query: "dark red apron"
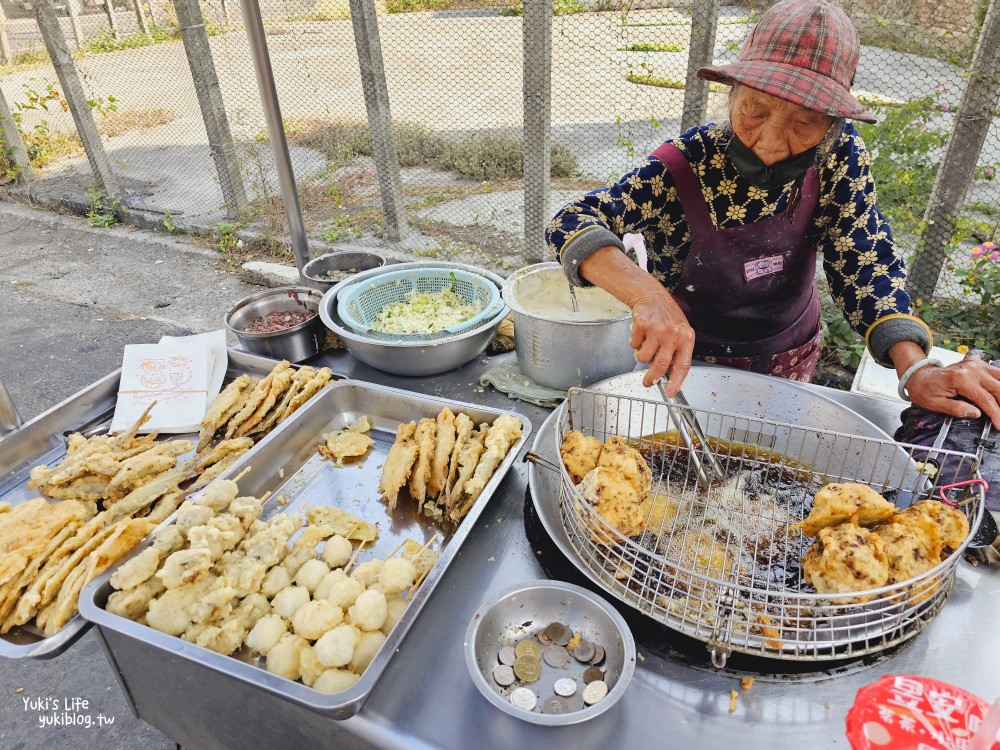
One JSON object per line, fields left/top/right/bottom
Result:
{"left": 651, "top": 142, "right": 822, "bottom": 382}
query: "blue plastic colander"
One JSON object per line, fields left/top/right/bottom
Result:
{"left": 336, "top": 267, "right": 503, "bottom": 341}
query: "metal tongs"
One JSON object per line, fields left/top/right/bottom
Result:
{"left": 655, "top": 379, "right": 725, "bottom": 487}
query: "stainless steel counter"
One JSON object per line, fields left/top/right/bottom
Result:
{"left": 93, "top": 352, "right": 1000, "bottom": 750}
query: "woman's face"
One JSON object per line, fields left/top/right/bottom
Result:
{"left": 730, "top": 87, "right": 835, "bottom": 166}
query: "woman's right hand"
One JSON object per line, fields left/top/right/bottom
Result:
{"left": 630, "top": 287, "right": 696, "bottom": 392}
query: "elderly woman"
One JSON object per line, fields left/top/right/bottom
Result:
{"left": 547, "top": 0, "right": 1000, "bottom": 426}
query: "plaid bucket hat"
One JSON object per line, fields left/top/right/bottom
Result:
{"left": 698, "top": 0, "right": 876, "bottom": 124}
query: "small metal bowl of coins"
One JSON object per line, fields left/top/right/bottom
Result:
{"left": 464, "top": 579, "right": 636, "bottom": 726}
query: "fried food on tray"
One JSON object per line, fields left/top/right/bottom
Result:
{"left": 896, "top": 500, "right": 970, "bottom": 555}
{"left": 225, "top": 361, "right": 292, "bottom": 439}
{"left": 795, "top": 483, "right": 897, "bottom": 537}
{"left": 660, "top": 530, "right": 731, "bottom": 591}
{"left": 872, "top": 520, "right": 942, "bottom": 585}
{"left": 408, "top": 418, "right": 437, "bottom": 503}
{"left": 428, "top": 408, "right": 456, "bottom": 500}
{"left": 319, "top": 417, "right": 375, "bottom": 467}
{"left": 597, "top": 436, "right": 652, "bottom": 498}
{"left": 560, "top": 431, "right": 602, "bottom": 485}
{"left": 374, "top": 408, "right": 522, "bottom": 522}
{"left": 101, "top": 476, "right": 435, "bottom": 694}
{"left": 379, "top": 421, "right": 418, "bottom": 510}
{"left": 803, "top": 523, "right": 889, "bottom": 598}
{"left": 233, "top": 366, "right": 295, "bottom": 438}
{"left": 198, "top": 374, "right": 253, "bottom": 451}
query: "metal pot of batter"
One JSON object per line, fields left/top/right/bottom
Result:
{"left": 502, "top": 262, "right": 636, "bottom": 390}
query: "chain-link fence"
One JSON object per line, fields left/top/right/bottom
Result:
{"left": 1, "top": 0, "right": 998, "bottom": 353}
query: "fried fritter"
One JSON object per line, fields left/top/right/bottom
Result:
{"left": 428, "top": 408, "right": 456, "bottom": 500}
{"left": 456, "top": 414, "right": 523, "bottom": 516}
{"left": 578, "top": 466, "right": 651, "bottom": 539}
{"left": 560, "top": 431, "right": 603, "bottom": 485}
{"left": 872, "top": 520, "right": 942, "bottom": 584}
{"left": 233, "top": 366, "right": 295, "bottom": 438}
{"left": 110, "top": 546, "right": 161, "bottom": 592}
{"left": 408, "top": 418, "right": 437, "bottom": 503}
{"left": 198, "top": 374, "right": 253, "bottom": 451}
{"left": 444, "top": 414, "right": 474, "bottom": 512}
{"left": 251, "top": 367, "right": 312, "bottom": 436}
{"left": 305, "top": 506, "right": 377, "bottom": 544}
{"left": 379, "top": 421, "right": 418, "bottom": 510}
{"left": 796, "top": 483, "right": 897, "bottom": 537}
{"left": 449, "top": 424, "right": 488, "bottom": 505}
{"left": 896, "top": 500, "right": 970, "bottom": 555}
{"left": 225, "top": 361, "right": 291, "bottom": 438}
{"left": 195, "top": 437, "right": 254, "bottom": 474}
{"left": 803, "top": 523, "right": 889, "bottom": 597}
{"left": 597, "top": 436, "right": 652, "bottom": 498}
{"left": 278, "top": 367, "right": 333, "bottom": 424}
{"left": 319, "top": 417, "right": 375, "bottom": 466}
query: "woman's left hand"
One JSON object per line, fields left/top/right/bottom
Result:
{"left": 905, "top": 357, "right": 1000, "bottom": 428}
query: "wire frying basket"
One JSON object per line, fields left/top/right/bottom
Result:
{"left": 556, "top": 388, "right": 985, "bottom": 665}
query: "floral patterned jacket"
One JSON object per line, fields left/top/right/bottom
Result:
{"left": 546, "top": 122, "right": 932, "bottom": 366}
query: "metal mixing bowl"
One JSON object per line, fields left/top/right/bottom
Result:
{"left": 225, "top": 286, "right": 325, "bottom": 363}
{"left": 502, "top": 262, "right": 636, "bottom": 390}
{"left": 464, "top": 580, "right": 636, "bottom": 726}
{"left": 303, "top": 250, "right": 386, "bottom": 293}
{"left": 319, "top": 261, "right": 509, "bottom": 377}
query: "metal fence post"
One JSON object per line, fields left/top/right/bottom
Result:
{"left": 523, "top": 0, "right": 552, "bottom": 263}
{"left": 66, "top": 0, "right": 85, "bottom": 48}
{"left": 0, "top": 87, "right": 35, "bottom": 182}
{"left": 0, "top": 4, "right": 11, "bottom": 64}
{"left": 348, "top": 0, "right": 406, "bottom": 241}
{"left": 237, "top": 0, "right": 310, "bottom": 277}
{"left": 102, "top": 0, "right": 121, "bottom": 39}
{"left": 34, "top": 0, "right": 121, "bottom": 197}
{"left": 680, "top": 0, "right": 720, "bottom": 132}
{"left": 909, "top": 0, "right": 1000, "bottom": 300}
{"left": 133, "top": 0, "right": 151, "bottom": 36}
{"left": 173, "top": 0, "right": 249, "bottom": 219}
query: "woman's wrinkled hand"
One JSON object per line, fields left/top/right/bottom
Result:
{"left": 629, "top": 289, "right": 695, "bottom": 392}
{"left": 906, "top": 357, "right": 1000, "bottom": 427}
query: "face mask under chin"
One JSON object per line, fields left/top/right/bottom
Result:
{"left": 727, "top": 133, "right": 818, "bottom": 191}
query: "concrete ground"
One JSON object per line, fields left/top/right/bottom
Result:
{"left": 0, "top": 200, "right": 261, "bottom": 750}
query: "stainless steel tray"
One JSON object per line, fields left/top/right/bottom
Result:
{"left": 80, "top": 379, "right": 532, "bottom": 719}
{"left": 0, "top": 349, "right": 299, "bottom": 660}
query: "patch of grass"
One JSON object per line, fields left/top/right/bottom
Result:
{"left": 618, "top": 42, "right": 685, "bottom": 53}
{"left": 386, "top": 0, "right": 451, "bottom": 12}
{"left": 76, "top": 25, "right": 179, "bottom": 56}
{"left": 501, "top": 0, "right": 586, "bottom": 17}
{"left": 98, "top": 108, "right": 177, "bottom": 138}
{"left": 21, "top": 123, "right": 83, "bottom": 169}
{"left": 321, "top": 213, "right": 364, "bottom": 242}
{"left": 280, "top": 119, "right": 578, "bottom": 181}
{"left": 625, "top": 73, "right": 728, "bottom": 93}
{"left": 620, "top": 15, "right": 752, "bottom": 28}
{"left": 86, "top": 186, "right": 124, "bottom": 228}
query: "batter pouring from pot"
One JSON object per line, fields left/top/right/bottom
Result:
{"left": 547, "top": 0, "right": 1000, "bottom": 426}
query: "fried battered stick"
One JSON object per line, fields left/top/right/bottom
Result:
{"left": 448, "top": 424, "right": 488, "bottom": 506}
{"left": 428, "top": 408, "right": 456, "bottom": 501}
{"left": 250, "top": 366, "right": 313, "bottom": 436}
{"left": 408, "top": 418, "right": 436, "bottom": 503}
{"left": 444, "top": 414, "right": 474, "bottom": 513}
{"left": 106, "top": 462, "right": 194, "bottom": 523}
{"left": 379, "top": 421, "right": 418, "bottom": 510}
{"left": 233, "top": 367, "right": 295, "bottom": 438}
{"left": 277, "top": 367, "right": 332, "bottom": 424}
{"left": 195, "top": 437, "right": 254, "bottom": 474}
{"left": 225, "top": 362, "right": 291, "bottom": 438}
{"left": 198, "top": 374, "right": 253, "bottom": 451}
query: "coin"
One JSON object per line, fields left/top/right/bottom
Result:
{"left": 509, "top": 687, "right": 537, "bottom": 711}
{"left": 498, "top": 646, "right": 516, "bottom": 666}
{"left": 590, "top": 644, "right": 605, "bottom": 665}
{"left": 582, "top": 680, "right": 609, "bottom": 705}
{"left": 513, "top": 655, "right": 541, "bottom": 683}
{"left": 515, "top": 639, "right": 542, "bottom": 661}
{"left": 553, "top": 628, "right": 572, "bottom": 646}
{"left": 537, "top": 630, "right": 554, "bottom": 646}
{"left": 572, "top": 641, "right": 596, "bottom": 663}
{"left": 583, "top": 666, "right": 605, "bottom": 684}
{"left": 493, "top": 664, "right": 515, "bottom": 687}
{"left": 543, "top": 644, "right": 569, "bottom": 668}
{"left": 542, "top": 696, "right": 571, "bottom": 714}
{"left": 553, "top": 677, "right": 577, "bottom": 697}
{"left": 543, "top": 622, "right": 567, "bottom": 643}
